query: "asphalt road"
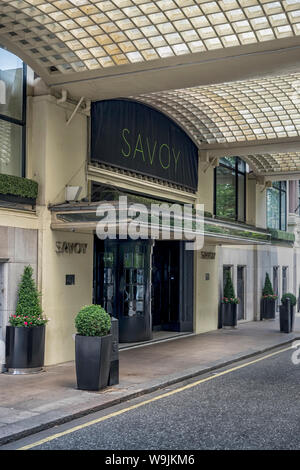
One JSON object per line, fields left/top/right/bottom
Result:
{"left": 2, "top": 346, "right": 300, "bottom": 451}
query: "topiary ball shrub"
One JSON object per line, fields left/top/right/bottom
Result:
{"left": 281, "top": 293, "right": 296, "bottom": 307}
{"left": 75, "top": 305, "right": 111, "bottom": 337}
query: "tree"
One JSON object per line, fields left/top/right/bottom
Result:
{"left": 262, "top": 272, "right": 274, "bottom": 296}
{"left": 223, "top": 270, "right": 235, "bottom": 299}
{"left": 15, "top": 265, "right": 42, "bottom": 317}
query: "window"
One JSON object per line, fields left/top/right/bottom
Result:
{"left": 267, "top": 182, "right": 287, "bottom": 231}
{"left": 0, "top": 47, "right": 26, "bottom": 177}
{"left": 214, "top": 157, "right": 247, "bottom": 222}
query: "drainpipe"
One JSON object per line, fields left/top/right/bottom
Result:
{"left": 66, "top": 97, "right": 85, "bottom": 126}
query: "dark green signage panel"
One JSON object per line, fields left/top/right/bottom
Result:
{"left": 91, "top": 99, "right": 198, "bottom": 190}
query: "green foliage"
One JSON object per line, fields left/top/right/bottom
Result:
{"left": 262, "top": 273, "right": 275, "bottom": 297}
{"left": 281, "top": 293, "right": 297, "bottom": 306}
{"left": 75, "top": 305, "right": 111, "bottom": 337}
{"left": 0, "top": 173, "right": 38, "bottom": 199}
{"left": 268, "top": 228, "right": 295, "bottom": 243}
{"left": 15, "top": 266, "right": 43, "bottom": 317}
{"left": 204, "top": 223, "right": 271, "bottom": 242}
{"left": 224, "top": 271, "right": 235, "bottom": 299}
{"left": 222, "top": 271, "right": 239, "bottom": 303}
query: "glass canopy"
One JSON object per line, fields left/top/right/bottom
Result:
{"left": 1, "top": 0, "right": 300, "bottom": 75}
{"left": 133, "top": 72, "right": 300, "bottom": 145}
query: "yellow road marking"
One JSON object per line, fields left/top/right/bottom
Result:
{"left": 18, "top": 345, "right": 292, "bottom": 450}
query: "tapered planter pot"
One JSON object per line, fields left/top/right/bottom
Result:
{"left": 222, "top": 303, "right": 237, "bottom": 328}
{"left": 291, "top": 305, "right": 295, "bottom": 331}
{"left": 5, "top": 325, "right": 46, "bottom": 374}
{"left": 280, "top": 299, "right": 291, "bottom": 333}
{"left": 75, "top": 334, "right": 112, "bottom": 391}
{"left": 261, "top": 297, "right": 276, "bottom": 320}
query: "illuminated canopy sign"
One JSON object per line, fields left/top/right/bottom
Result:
{"left": 91, "top": 100, "right": 198, "bottom": 191}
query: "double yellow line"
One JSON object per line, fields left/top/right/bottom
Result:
{"left": 19, "top": 345, "right": 292, "bottom": 450}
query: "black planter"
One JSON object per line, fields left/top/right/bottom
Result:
{"left": 222, "top": 303, "right": 237, "bottom": 328}
{"left": 75, "top": 334, "right": 112, "bottom": 391}
{"left": 5, "top": 325, "right": 46, "bottom": 373}
{"left": 261, "top": 297, "right": 276, "bottom": 320}
{"left": 280, "top": 299, "right": 292, "bottom": 333}
{"left": 0, "top": 193, "right": 36, "bottom": 206}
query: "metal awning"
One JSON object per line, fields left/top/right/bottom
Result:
{"left": 50, "top": 201, "right": 273, "bottom": 246}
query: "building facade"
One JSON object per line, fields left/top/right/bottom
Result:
{"left": 0, "top": 46, "right": 300, "bottom": 370}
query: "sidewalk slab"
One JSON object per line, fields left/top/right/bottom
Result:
{"left": 0, "top": 318, "right": 299, "bottom": 446}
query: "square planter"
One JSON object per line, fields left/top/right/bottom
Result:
{"left": 280, "top": 301, "right": 292, "bottom": 333}
{"left": 5, "top": 325, "right": 46, "bottom": 374}
{"left": 261, "top": 297, "right": 276, "bottom": 320}
{"left": 75, "top": 334, "right": 112, "bottom": 391}
{"left": 222, "top": 303, "right": 237, "bottom": 328}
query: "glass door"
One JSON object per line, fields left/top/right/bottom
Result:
{"left": 119, "top": 241, "right": 152, "bottom": 343}
{"left": 94, "top": 238, "right": 152, "bottom": 343}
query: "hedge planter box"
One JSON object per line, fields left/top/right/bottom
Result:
{"left": 261, "top": 298, "right": 276, "bottom": 320}
{"left": 0, "top": 174, "right": 38, "bottom": 206}
{"left": 5, "top": 325, "right": 46, "bottom": 374}
{"left": 222, "top": 303, "right": 237, "bottom": 328}
{"left": 75, "top": 334, "right": 112, "bottom": 391}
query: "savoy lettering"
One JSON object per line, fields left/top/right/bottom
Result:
{"left": 121, "top": 128, "right": 181, "bottom": 172}
{"left": 56, "top": 241, "right": 87, "bottom": 254}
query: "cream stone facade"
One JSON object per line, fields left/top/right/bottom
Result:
{"left": 1, "top": 37, "right": 300, "bottom": 369}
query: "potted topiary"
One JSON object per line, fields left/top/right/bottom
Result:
{"left": 5, "top": 266, "right": 48, "bottom": 374}
{"left": 281, "top": 293, "right": 296, "bottom": 331}
{"left": 261, "top": 273, "right": 277, "bottom": 320}
{"left": 221, "top": 271, "right": 239, "bottom": 328}
{"left": 75, "top": 305, "right": 112, "bottom": 391}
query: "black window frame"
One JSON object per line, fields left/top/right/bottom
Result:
{"left": 214, "top": 157, "right": 247, "bottom": 223}
{"left": 0, "top": 58, "right": 27, "bottom": 177}
{"left": 267, "top": 181, "right": 287, "bottom": 231}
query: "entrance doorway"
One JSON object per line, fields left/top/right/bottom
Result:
{"left": 152, "top": 241, "right": 180, "bottom": 331}
{"left": 93, "top": 237, "right": 194, "bottom": 343}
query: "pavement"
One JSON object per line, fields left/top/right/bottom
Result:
{"left": 0, "top": 317, "right": 299, "bottom": 446}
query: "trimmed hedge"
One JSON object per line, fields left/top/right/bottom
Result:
{"left": 204, "top": 222, "right": 271, "bottom": 242}
{"left": 0, "top": 173, "right": 38, "bottom": 200}
{"left": 75, "top": 305, "right": 111, "bottom": 337}
{"left": 281, "top": 292, "right": 297, "bottom": 306}
{"left": 267, "top": 228, "right": 295, "bottom": 243}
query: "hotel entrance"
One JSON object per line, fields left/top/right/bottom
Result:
{"left": 93, "top": 237, "right": 194, "bottom": 344}
{"left": 152, "top": 241, "right": 180, "bottom": 332}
